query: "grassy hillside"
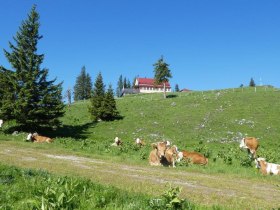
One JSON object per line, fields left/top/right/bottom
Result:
{"left": 2, "top": 86, "right": 280, "bottom": 165}
{"left": 1, "top": 86, "right": 280, "bottom": 209}
{"left": 62, "top": 86, "right": 280, "bottom": 146}
{"left": 59, "top": 87, "right": 280, "bottom": 162}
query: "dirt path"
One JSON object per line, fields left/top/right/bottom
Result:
{"left": 0, "top": 142, "right": 279, "bottom": 209}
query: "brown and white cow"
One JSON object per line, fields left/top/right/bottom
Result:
{"left": 239, "top": 137, "right": 259, "bottom": 158}
{"left": 27, "top": 133, "right": 53, "bottom": 143}
{"left": 255, "top": 158, "right": 280, "bottom": 175}
{"left": 111, "top": 137, "right": 123, "bottom": 146}
{"left": 176, "top": 150, "right": 208, "bottom": 165}
{"left": 135, "top": 138, "right": 145, "bottom": 146}
{"left": 148, "top": 141, "right": 168, "bottom": 166}
{"left": 162, "top": 145, "right": 179, "bottom": 168}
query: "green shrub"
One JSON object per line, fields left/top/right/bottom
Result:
{"left": 194, "top": 141, "right": 212, "bottom": 158}
{"left": 149, "top": 184, "right": 193, "bottom": 210}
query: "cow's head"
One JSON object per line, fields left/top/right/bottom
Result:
{"left": 32, "top": 132, "right": 39, "bottom": 138}
{"left": 176, "top": 151, "right": 184, "bottom": 162}
{"left": 255, "top": 157, "right": 265, "bottom": 168}
{"left": 152, "top": 142, "right": 168, "bottom": 159}
{"left": 165, "top": 140, "right": 171, "bottom": 146}
{"left": 114, "top": 137, "right": 119, "bottom": 143}
{"left": 26, "top": 133, "right": 32, "bottom": 141}
{"left": 170, "top": 145, "right": 178, "bottom": 154}
{"left": 239, "top": 138, "right": 247, "bottom": 149}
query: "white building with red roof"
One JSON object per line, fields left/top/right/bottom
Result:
{"left": 134, "top": 78, "right": 171, "bottom": 93}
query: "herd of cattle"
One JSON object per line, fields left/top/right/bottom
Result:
{"left": 20, "top": 132, "right": 280, "bottom": 176}
{"left": 112, "top": 136, "right": 280, "bottom": 175}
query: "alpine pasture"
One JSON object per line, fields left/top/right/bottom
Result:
{"left": 1, "top": 86, "right": 280, "bottom": 209}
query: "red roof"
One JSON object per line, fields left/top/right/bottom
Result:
{"left": 136, "top": 78, "right": 171, "bottom": 88}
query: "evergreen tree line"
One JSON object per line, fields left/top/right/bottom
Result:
{"left": 116, "top": 75, "right": 137, "bottom": 97}
{"left": 73, "top": 67, "right": 120, "bottom": 121}
{"left": 89, "top": 73, "right": 119, "bottom": 121}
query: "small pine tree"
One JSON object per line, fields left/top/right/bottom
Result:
{"left": 249, "top": 78, "right": 256, "bottom": 87}
{"left": 154, "top": 56, "right": 172, "bottom": 98}
{"left": 0, "top": 5, "right": 64, "bottom": 128}
{"left": 100, "top": 85, "right": 119, "bottom": 121}
{"left": 127, "top": 79, "right": 131, "bottom": 88}
{"left": 175, "top": 84, "right": 180, "bottom": 92}
{"left": 74, "top": 66, "right": 92, "bottom": 101}
{"left": 116, "top": 75, "right": 123, "bottom": 97}
{"left": 123, "top": 77, "right": 127, "bottom": 88}
{"left": 89, "top": 72, "right": 105, "bottom": 121}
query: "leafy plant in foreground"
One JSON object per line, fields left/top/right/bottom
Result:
{"left": 149, "top": 184, "right": 192, "bottom": 210}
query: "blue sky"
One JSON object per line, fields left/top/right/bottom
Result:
{"left": 1, "top": 1, "right": 280, "bottom": 93}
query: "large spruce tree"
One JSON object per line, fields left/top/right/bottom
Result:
{"left": 153, "top": 56, "right": 172, "bottom": 98}
{"left": 0, "top": 5, "right": 64, "bottom": 129}
{"left": 89, "top": 72, "right": 105, "bottom": 121}
{"left": 74, "top": 66, "right": 92, "bottom": 101}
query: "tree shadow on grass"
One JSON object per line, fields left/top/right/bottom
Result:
{"left": 3, "top": 122, "right": 96, "bottom": 141}
{"left": 51, "top": 122, "right": 96, "bottom": 140}
{"left": 166, "top": 94, "right": 178, "bottom": 98}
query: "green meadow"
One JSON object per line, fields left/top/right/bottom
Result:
{"left": 1, "top": 86, "right": 280, "bottom": 209}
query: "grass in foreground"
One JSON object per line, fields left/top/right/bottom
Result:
{"left": 0, "top": 164, "right": 224, "bottom": 210}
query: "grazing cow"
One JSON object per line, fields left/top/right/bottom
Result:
{"left": 239, "top": 137, "right": 259, "bottom": 158}
{"left": 135, "top": 138, "right": 145, "bottom": 146}
{"left": 0, "top": 119, "right": 3, "bottom": 128}
{"left": 255, "top": 158, "right": 280, "bottom": 175}
{"left": 162, "top": 145, "right": 179, "bottom": 168}
{"left": 177, "top": 150, "right": 208, "bottom": 165}
{"left": 111, "top": 137, "right": 122, "bottom": 146}
{"left": 26, "top": 133, "right": 53, "bottom": 143}
{"left": 149, "top": 141, "right": 168, "bottom": 166}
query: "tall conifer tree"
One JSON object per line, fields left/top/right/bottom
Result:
{"left": 74, "top": 66, "right": 92, "bottom": 101}
{"left": 153, "top": 56, "right": 172, "bottom": 98}
{"left": 100, "top": 85, "right": 119, "bottom": 121}
{"left": 89, "top": 72, "right": 105, "bottom": 121}
{"left": 0, "top": 5, "right": 64, "bottom": 128}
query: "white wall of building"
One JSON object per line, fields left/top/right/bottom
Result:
{"left": 139, "top": 87, "right": 171, "bottom": 93}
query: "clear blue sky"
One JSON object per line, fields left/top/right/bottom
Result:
{"left": 1, "top": 0, "right": 280, "bottom": 93}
